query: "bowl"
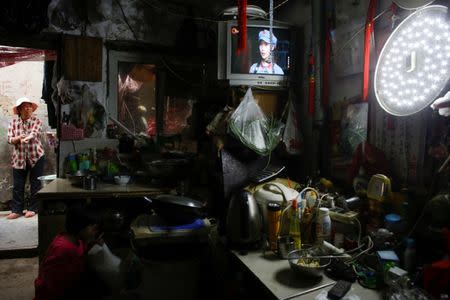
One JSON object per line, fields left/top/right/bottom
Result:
{"left": 38, "top": 174, "right": 57, "bottom": 187}
{"left": 65, "top": 170, "right": 88, "bottom": 186}
{"left": 287, "top": 246, "right": 331, "bottom": 278}
{"left": 114, "top": 175, "right": 130, "bottom": 186}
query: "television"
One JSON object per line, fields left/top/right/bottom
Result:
{"left": 218, "top": 20, "right": 292, "bottom": 88}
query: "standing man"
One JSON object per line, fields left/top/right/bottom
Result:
{"left": 6, "top": 97, "right": 45, "bottom": 219}
{"left": 249, "top": 29, "right": 284, "bottom": 75}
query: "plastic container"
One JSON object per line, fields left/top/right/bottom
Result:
{"left": 403, "top": 238, "right": 416, "bottom": 274}
{"left": 385, "top": 213, "right": 402, "bottom": 234}
{"left": 316, "top": 207, "right": 331, "bottom": 243}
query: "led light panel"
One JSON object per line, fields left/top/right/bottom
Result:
{"left": 374, "top": 5, "right": 450, "bottom": 116}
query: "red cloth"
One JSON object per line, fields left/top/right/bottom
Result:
{"left": 34, "top": 234, "right": 87, "bottom": 300}
{"left": 0, "top": 46, "right": 56, "bottom": 68}
{"left": 423, "top": 259, "right": 450, "bottom": 298}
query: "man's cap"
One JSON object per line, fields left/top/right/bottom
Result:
{"left": 258, "top": 30, "right": 277, "bottom": 45}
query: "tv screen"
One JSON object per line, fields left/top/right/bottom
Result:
{"left": 217, "top": 20, "right": 291, "bottom": 87}
{"left": 230, "top": 24, "right": 290, "bottom": 76}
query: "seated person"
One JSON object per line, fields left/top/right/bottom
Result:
{"left": 249, "top": 29, "right": 284, "bottom": 75}
{"left": 34, "top": 204, "right": 104, "bottom": 300}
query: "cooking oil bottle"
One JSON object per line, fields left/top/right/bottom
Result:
{"left": 289, "top": 199, "right": 302, "bottom": 249}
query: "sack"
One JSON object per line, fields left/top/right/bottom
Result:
{"left": 228, "top": 88, "right": 284, "bottom": 156}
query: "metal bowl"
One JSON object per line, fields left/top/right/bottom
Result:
{"left": 287, "top": 246, "right": 331, "bottom": 278}
{"left": 65, "top": 170, "right": 89, "bottom": 186}
{"left": 38, "top": 174, "right": 57, "bottom": 187}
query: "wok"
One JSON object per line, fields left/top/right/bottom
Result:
{"left": 143, "top": 194, "right": 206, "bottom": 225}
{"left": 145, "top": 158, "right": 191, "bottom": 179}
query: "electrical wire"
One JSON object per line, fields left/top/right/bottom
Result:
{"left": 274, "top": 0, "right": 289, "bottom": 11}
{"left": 330, "top": 6, "right": 391, "bottom": 62}
{"left": 114, "top": 0, "right": 139, "bottom": 41}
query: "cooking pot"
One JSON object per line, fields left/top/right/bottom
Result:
{"left": 143, "top": 195, "right": 206, "bottom": 225}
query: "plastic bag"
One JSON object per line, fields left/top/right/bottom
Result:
{"left": 228, "top": 88, "right": 284, "bottom": 156}
{"left": 282, "top": 99, "right": 303, "bottom": 154}
{"left": 87, "top": 242, "right": 123, "bottom": 291}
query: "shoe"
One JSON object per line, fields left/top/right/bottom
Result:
{"left": 24, "top": 211, "right": 36, "bottom": 218}
{"left": 6, "top": 213, "right": 21, "bottom": 219}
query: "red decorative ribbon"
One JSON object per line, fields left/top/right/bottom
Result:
{"left": 237, "top": 0, "right": 247, "bottom": 55}
{"left": 363, "top": 0, "right": 377, "bottom": 101}
{"left": 308, "top": 54, "right": 315, "bottom": 116}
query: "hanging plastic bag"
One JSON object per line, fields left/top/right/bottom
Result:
{"left": 282, "top": 99, "right": 303, "bottom": 154}
{"left": 228, "top": 88, "right": 284, "bottom": 156}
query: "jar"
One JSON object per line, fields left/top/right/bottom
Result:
{"left": 267, "top": 202, "right": 281, "bottom": 252}
{"left": 83, "top": 175, "right": 97, "bottom": 190}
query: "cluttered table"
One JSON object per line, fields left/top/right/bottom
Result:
{"left": 36, "top": 177, "right": 170, "bottom": 261}
{"left": 37, "top": 177, "right": 170, "bottom": 200}
{"left": 230, "top": 248, "right": 382, "bottom": 300}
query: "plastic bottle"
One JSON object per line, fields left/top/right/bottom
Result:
{"left": 316, "top": 207, "right": 331, "bottom": 244}
{"left": 89, "top": 148, "right": 97, "bottom": 172}
{"left": 289, "top": 199, "right": 302, "bottom": 250}
{"left": 403, "top": 238, "right": 416, "bottom": 274}
{"left": 68, "top": 153, "right": 78, "bottom": 173}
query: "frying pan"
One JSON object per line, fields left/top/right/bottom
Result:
{"left": 143, "top": 195, "right": 206, "bottom": 225}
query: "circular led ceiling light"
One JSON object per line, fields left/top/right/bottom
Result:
{"left": 374, "top": 5, "right": 450, "bottom": 116}
{"left": 392, "top": 0, "right": 435, "bottom": 10}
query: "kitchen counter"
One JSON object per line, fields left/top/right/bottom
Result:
{"left": 229, "top": 249, "right": 382, "bottom": 300}
{"left": 37, "top": 177, "right": 170, "bottom": 200}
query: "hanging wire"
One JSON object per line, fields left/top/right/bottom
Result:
{"left": 274, "top": 0, "right": 289, "bottom": 11}
{"left": 114, "top": 0, "right": 139, "bottom": 41}
{"left": 330, "top": 7, "right": 391, "bottom": 61}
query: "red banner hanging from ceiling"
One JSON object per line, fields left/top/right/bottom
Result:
{"left": 0, "top": 46, "right": 56, "bottom": 68}
{"left": 236, "top": 0, "right": 247, "bottom": 55}
{"left": 362, "top": 0, "right": 377, "bottom": 101}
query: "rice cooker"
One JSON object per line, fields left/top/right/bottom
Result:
{"left": 253, "top": 182, "right": 299, "bottom": 234}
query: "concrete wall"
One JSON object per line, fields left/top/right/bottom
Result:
{"left": 0, "top": 61, "right": 57, "bottom": 206}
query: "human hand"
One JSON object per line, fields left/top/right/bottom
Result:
{"left": 12, "top": 135, "right": 25, "bottom": 144}
{"left": 430, "top": 91, "right": 450, "bottom": 117}
{"left": 95, "top": 232, "right": 105, "bottom": 246}
{"left": 21, "top": 135, "right": 32, "bottom": 143}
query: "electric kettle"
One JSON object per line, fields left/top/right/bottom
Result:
{"left": 226, "top": 189, "right": 262, "bottom": 246}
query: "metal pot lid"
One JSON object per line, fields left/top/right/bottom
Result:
{"left": 148, "top": 158, "right": 189, "bottom": 166}
{"left": 154, "top": 194, "right": 204, "bottom": 209}
{"left": 392, "top": 0, "right": 434, "bottom": 10}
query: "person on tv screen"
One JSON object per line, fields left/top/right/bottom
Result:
{"left": 249, "top": 29, "right": 284, "bottom": 75}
